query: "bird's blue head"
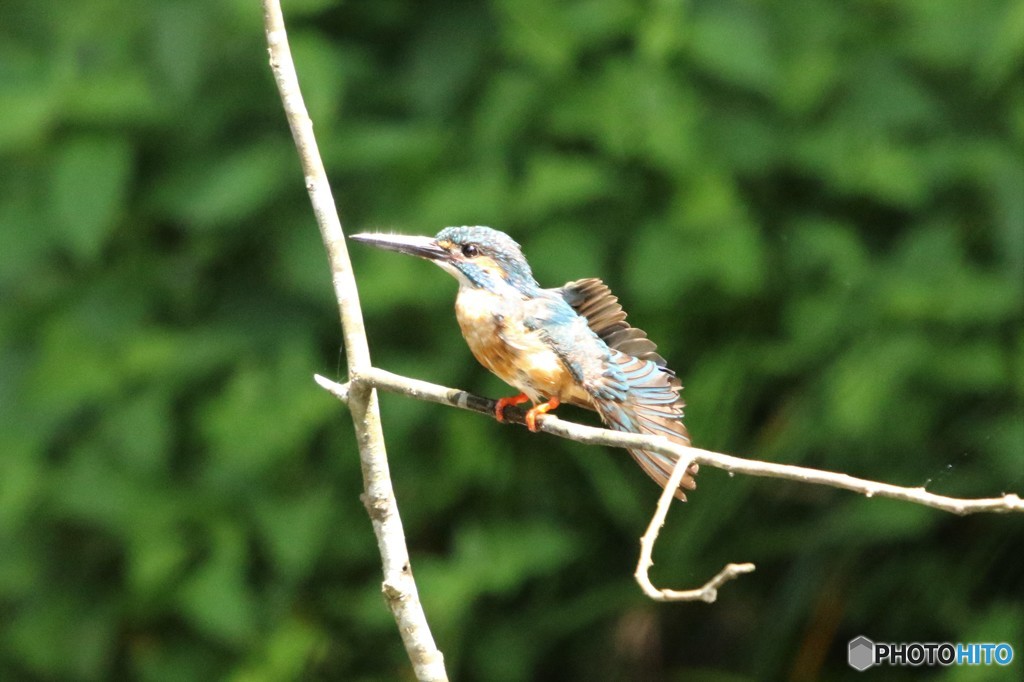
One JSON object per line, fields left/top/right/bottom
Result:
{"left": 351, "top": 226, "right": 539, "bottom": 294}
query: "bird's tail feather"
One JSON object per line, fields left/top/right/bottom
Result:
{"left": 594, "top": 351, "right": 698, "bottom": 501}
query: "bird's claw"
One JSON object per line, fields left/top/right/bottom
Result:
{"left": 524, "top": 397, "right": 560, "bottom": 432}
{"left": 494, "top": 393, "right": 530, "bottom": 422}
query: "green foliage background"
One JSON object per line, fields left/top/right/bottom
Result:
{"left": 2, "top": 0, "right": 1022, "bottom": 679}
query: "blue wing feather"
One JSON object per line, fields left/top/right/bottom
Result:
{"left": 525, "top": 291, "right": 698, "bottom": 500}
{"left": 592, "top": 350, "right": 698, "bottom": 500}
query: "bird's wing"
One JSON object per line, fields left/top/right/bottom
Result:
{"left": 555, "top": 277, "right": 684, "bottom": 415}
{"left": 526, "top": 289, "right": 697, "bottom": 501}
{"left": 555, "top": 278, "right": 667, "bottom": 366}
{"left": 588, "top": 349, "right": 697, "bottom": 501}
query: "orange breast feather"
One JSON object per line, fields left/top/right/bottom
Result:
{"left": 455, "top": 288, "right": 585, "bottom": 405}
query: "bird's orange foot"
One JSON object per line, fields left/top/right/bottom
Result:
{"left": 494, "top": 393, "right": 530, "bottom": 422}
{"left": 525, "top": 397, "right": 560, "bottom": 432}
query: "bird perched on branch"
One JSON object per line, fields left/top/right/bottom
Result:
{"left": 350, "top": 226, "right": 698, "bottom": 501}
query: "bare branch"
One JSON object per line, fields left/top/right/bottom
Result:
{"left": 317, "top": 368, "right": 1022, "bottom": 602}
{"left": 635, "top": 454, "right": 756, "bottom": 602}
{"left": 317, "top": 369, "right": 1024, "bottom": 517}
{"left": 263, "top": 3, "right": 447, "bottom": 680}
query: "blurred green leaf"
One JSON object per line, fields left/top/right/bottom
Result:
{"left": 5, "top": 595, "right": 116, "bottom": 679}
{"left": 517, "top": 154, "right": 612, "bottom": 218}
{"left": 229, "top": 617, "right": 324, "bottom": 682}
{"left": 200, "top": 342, "right": 335, "bottom": 483}
{"left": 0, "top": 45, "right": 57, "bottom": 151}
{"left": 252, "top": 488, "right": 334, "bottom": 580}
{"left": 688, "top": 1, "right": 778, "bottom": 93}
{"left": 177, "top": 523, "right": 258, "bottom": 645}
{"left": 49, "top": 135, "right": 133, "bottom": 262}
{"left": 158, "top": 142, "right": 294, "bottom": 230}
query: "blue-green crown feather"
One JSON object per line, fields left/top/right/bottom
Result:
{"left": 436, "top": 226, "right": 540, "bottom": 294}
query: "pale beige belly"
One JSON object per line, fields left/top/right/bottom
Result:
{"left": 455, "top": 289, "right": 592, "bottom": 407}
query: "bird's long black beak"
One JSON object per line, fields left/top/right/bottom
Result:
{"left": 349, "top": 232, "right": 448, "bottom": 261}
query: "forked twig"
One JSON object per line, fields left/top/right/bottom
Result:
{"left": 316, "top": 368, "right": 1022, "bottom": 601}
{"left": 318, "top": 369, "right": 1024, "bottom": 516}
{"left": 315, "top": 366, "right": 1019, "bottom": 602}
{"left": 634, "top": 454, "right": 755, "bottom": 602}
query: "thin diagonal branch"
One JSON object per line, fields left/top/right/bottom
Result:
{"left": 262, "top": 3, "right": 447, "bottom": 680}
{"left": 316, "top": 368, "right": 1022, "bottom": 602}
{"left": 316, "top": 368, "right": 1024, "bottom": 517}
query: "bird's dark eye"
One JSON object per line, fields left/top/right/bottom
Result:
{"left": 461, "top": 243, "right": 479, "bottom": 258}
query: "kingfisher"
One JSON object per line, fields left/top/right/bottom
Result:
{"left": 350, "top": 226, "right": 698, "bottom": 501}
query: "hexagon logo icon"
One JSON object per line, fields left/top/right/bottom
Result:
{"left": 848, "top": 636, "right": 875, "bottom": 671}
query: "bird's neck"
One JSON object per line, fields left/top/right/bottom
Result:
{"left": 458, "top": 275, "right": 536, "bottom": 302}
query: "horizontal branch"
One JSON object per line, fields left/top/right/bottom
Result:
{"left": 316, "top": 368, "right": 1024, "bottom": 517}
